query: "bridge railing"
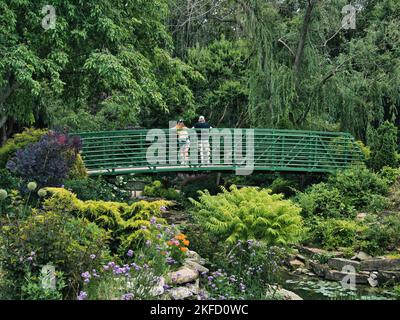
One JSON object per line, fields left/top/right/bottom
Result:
{"left": 75, "top": 128, "right": 364, "bottom": 175}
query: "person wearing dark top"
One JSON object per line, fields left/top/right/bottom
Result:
{"left": 192, "top": 116, "right": 212, "bottom": 164}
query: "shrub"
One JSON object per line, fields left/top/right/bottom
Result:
{"left": 368, "top": 121, "right": 398, "bottom": 171}
{"left": 304, "top": 217, "right": 367, "bottom": 250}
{"left": 68, "top": 154, "right": 88, "bottom": 180}
{"left": 143, "top": 180, "right": 181, "bottom": 200}
{"left": 64, "top": 177, "right": 130, "bottom": 202}
{"left": 269, "top": 177, "right": 298, "bottom": 197}
{"left": 362, "top": 213, "right": 400, "bottom": 255}
{"left": 6, "top": 131, "right": 81, "bottom": 188}
{"left": 296, "top": 165, "right": 390, "bottom": 218}
{"left": 190, "top": 186, "right": 303, "bottom": 245}
{"left": 327, "top": 165, "right": 389, "bottom": 209}
{"left": 0, "top": 209, "right": 110, "bottom": 299}
{"left": 0, "top": 128, "right": 47, "bottom": 168}
{"left": 0, "top": 168, "right": 21, "bottom": 190}
{"left": 43, "top": 188, "right": 172, "bottom": 252}
{"left": 296, "top": 182, "right": 354, "bottom": 218}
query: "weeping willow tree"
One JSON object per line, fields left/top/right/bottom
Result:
{"left": 241, "top": 0, "right": 400, "bottom": 139}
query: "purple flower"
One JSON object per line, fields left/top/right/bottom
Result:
{"left": 103, "top": 265, "right": 110, "bottom": 271}
{"left": 160, "top": 206, "right": 168, "bottom": 212}
{"left": 145, "top": 240, "right": 152, "bottom": 246}
{"left": 150, "top": 217, "right": 157, "bottom": 225}
{"left": 141, "top": 225, "right": 147, "bottom": 230}
{"left": 122, "top": 293, "right": 134, "bottom": 300}
{"left": 81, "top": 271, "right": 91, "bottom": 279}
{"left": 239, "top": 283, "right": 246, "bottom": 292}
{"left": 163, "top": 284, "right": 171, "bottom": 290}
{"left": 127, "top": 250, "right": 134, "bottom": 257}
{"left": 27, "top": 256, "right": 33, "bottom": 261}
{"left": 156, "top": 234, "right": 163, "bottom": 239}
{"left": 90, "top": 254, "right": 96, "bottom": 260}
{"left": 77, "top": 291, "right": 88, "bottom": 300}
{"left": 156, "top": 223, "right": 162, "bottom": 230}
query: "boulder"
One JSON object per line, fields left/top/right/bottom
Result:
{"left": 185, "top": 279, "right": 200, "bottom": 295}
{"left": 351, "top": 251, "right": 373, "bottom": 261}
{"left": 289, "top": 259, "right": 305, "bottom": 269}
{"left": 360, "top": 258, "right": 400, "bottom": 271}
{"left": 328, "top": 258, "right": 360, "bottom": 270}
{"left": 298, "top": 246, "right": 344, "bottom": 258}
{"left": 377, "top": 270, "right": 400, "bottom": 283}
{"left": 277, "top": 288, "right": 303, "bottom": 300}
{"left": 168, "top": 267, "right": 198, "bottom": 285}
{"left": 150, "top": 276, "right": 165, "bottom": 296}
{"left": 324, "top": 270, "right": 369, "bottom": 284}
{"left": 310, "top": 261, "right": 330, "bottom": 277}
{"left": 169, "top": 287, "right": 193, "bottom": 300}
{"left": 186, "top": 251, "right": 206, "bottom": 265}
{"left": 184, "top": 259, "right": 209, "bottom": 274}
{"left": 295, "top": 254, "right": 308, "bottom": 263}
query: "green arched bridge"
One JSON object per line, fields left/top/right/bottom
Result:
{"left": 75, "top": 129, "right": 364, "bottom": 176}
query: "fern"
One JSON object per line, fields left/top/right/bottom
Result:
{"left": 190, "top": 185, "right": 303, "bottom": 246}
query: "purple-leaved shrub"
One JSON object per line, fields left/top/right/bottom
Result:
{"left": 6, "top": 131, "right": 82, "bottom": 188}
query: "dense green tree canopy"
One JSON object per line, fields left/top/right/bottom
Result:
{"left": 1, "top": 0, "right": 399, "bottom": 145}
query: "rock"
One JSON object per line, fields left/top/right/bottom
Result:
{"left": 328, "top": 258, "right": 360, "bottom": 270}
{"left": 367, "top": 272, "right": 379, "bottom": 287}
{"left": 186, "top": 251, "right": 206, "bottom": 265}
{"left": 298, "top": 246, "right": 344, "bottom": 258}
{"left": 310, "top": 261, "right": 330, "bottom": 277}
{"left": 356, "top": 213, "right": 367, "bottom": 221}
{"left": 184, "top": 259, "right": 209, "bottom": 274}
{"left": 293, "top": 268, "right": 315, "bottom": 277}
{"left": 168, "top": 267, "right": 198, "bottom": 285}
{"left": 185, "top": 279, "right": 200, "bottom": 295}
{"left": 277, "top": 288, "right": 303, "bottom": 300}
{"left": 351, "top": 251, "right": 373, "bottom": 261}
{"left": 169, "top": 287, "right": 193, "bottom": 300}
{"left": 150, "top": 276, "right": 165, "bottom": 296}
{"left": 289, "top": 259, "right": 305, "bottom": 269}
{"left": 377, "top": 270, "right": 400, "bottom": 283}
{"left": 295, "top": 254, "right": 307, "bottom": 263}
{"left": 324, "top": 270, "right": 369, "bottom": 284}
{"left": 197, "top": 290, "right": 209, "bottom": 300}
{"left": 360, "top": 258, "right": 400, "bottom": 271}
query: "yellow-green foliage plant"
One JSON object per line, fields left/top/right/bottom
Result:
{"left": 0, "top": 128, "right": 48, "bottom": 167}
{"left": 43, "top": 188, "right": 172, "bottom": 251}
{"left": 68, "top": 153, "right": 88, "bottom": 180}
{"left": 190, "top": 186, "right": 304, "bottom": 245}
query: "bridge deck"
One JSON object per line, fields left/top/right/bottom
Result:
{"left": 74, "top": 128, "right": 364, "bottom": 176}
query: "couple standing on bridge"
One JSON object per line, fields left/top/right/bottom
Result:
{"left": 174, "top": 116, "right": 212, "bottom": 165}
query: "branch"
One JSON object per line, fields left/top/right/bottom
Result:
{"left": 293, "top": 0, "right": 318, "bottom": 74}
{"left": 278, "top": 38, "right": 295, "bottom": 57}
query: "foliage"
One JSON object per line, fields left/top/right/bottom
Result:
{"left": 21, "top": 270, "right": 66, "bottom": 300}
{"left": 68, "top": 154, "right": 88, "bottom": 180}
{"left": 43, "top": 188, "right": 171, "bottom": 252}
{"left": 190, "top": 186, "right": 303, "bottom": 245}
{"left": 0, "top": 209, "right": 110, "bottom": 299}
{"left": 143, "top": 180, "right": 180, "bottom": 200}
{"left": 187, "top": 37, "right": 249, "bottom": 127}
{"left": 295, "top": 182, "right": 355, "bottom": 218}
{"left": 296, "top": 165, "right": 391, "bottom": 218}
{"left": 0, "top": 168, "right": 21, "bottom": 190}
{"left": 6, "top": 131, "right": 81, "bottom": 188}
{"left": 362, "top": 213, "right": 400, "bottom": 255}
{"left": 79, "top": 220, "right": 189, "bottom": 300}
{"left": 304, "top": 217, "right": 367, "bottom": 250}
{"left": 0, "top": 128, "right": 47, "bottom": 168}
{"left": 368, "top": 121, "right": 399, "bottom": 171}
{"left": 64, "top": 177, "right": 130, "bottom": 202}
{"left": 269, "top": 177, "right": 298, "bottom": 197}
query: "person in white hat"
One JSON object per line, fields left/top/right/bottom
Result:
{"left": 193, "top": 116, "right": 212, "bottom": 164}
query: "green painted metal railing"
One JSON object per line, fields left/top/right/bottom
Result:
{"left": 75, "top": 129, "right": 364, "bottom": 176}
